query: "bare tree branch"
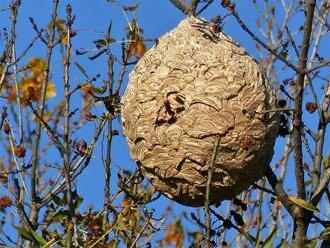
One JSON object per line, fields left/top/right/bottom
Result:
{"left": 190, "top": 0, "right": 200, "bottom": 15}
{"left": 265, "top": 166, "right": 294, "bottom": 216}
{"left": 168, "top": 0, "right": 202, "bottom": 16}
{"left": 62, "top": 5, "right": 76, "bottom": 248}
{"left": 169, "top": 0, "right": 190, "bottom": 15}
{"left": 311, "top": 168, "right": 330, "bottom": 205}
{"left": 28, "top": 0, "right": 59, "bottom": 240}
{"left": 230, "top": 9, "right": 299, "bottom": 73}
{"left": 205, "top": 134, "right": 221, "bottom": 248}
{"left": 291, "top": 0, "right": 316, "bottom": 246}
{"left": 197, "top": 0, "right": 214, "bottom": 15}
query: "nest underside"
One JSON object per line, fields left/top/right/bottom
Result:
{"left": 122, "top": 17, "right": 279, "bottom": 207}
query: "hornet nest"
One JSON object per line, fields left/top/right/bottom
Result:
{"left": 121, "top": 17, "right": 279, "bottom": 207}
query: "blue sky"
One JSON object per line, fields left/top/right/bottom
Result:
{"left": 1, "top": 0, "right": 329, "bottom": 246}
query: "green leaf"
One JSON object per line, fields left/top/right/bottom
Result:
{"left": 73, "top": 196, "right": 83, "bottom": 209}
{"left": 13, "top": 225, "right": 35, "bottom": 242}
{"left": 30, "top": 230, "right": 47, "bottom": 246}
{"left": 288, "top": 196, "right": 319, "bottom": 212}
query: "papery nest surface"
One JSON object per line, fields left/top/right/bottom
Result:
{"left": 121, "top": 17, "right": 279, "bottom": 207}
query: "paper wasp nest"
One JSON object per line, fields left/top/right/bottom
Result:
{"left": 121, "top": 17, "right": 279, "bottom": 207}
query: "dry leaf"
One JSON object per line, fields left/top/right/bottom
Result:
{"left": 128, "top": 38, "right": 146, "bottom": 58}
{"left": 3, "top": 123, "right": 10, "bottom": 134}
{"left": 288, "top": 196, "right": 319, "bottom": 212}
{"left": 14, "top": 146, "right": 26, "bottom": 158}
{"left": 0, "top": 196, "right": 12, "bottom": 208}
{"left": 164, "top": 220, "right": 184, "bottom": 247}
{"left": 306, "top": 102, "right": 317, "bottom": 113}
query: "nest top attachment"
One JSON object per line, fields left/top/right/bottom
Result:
{"left": 121, "top": 17, "right": 279, "bottom": 207}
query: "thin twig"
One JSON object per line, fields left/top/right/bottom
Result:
{"left": 40, "top": 115, "right": 108, "bottom": 207}
{"left": 197, "top": 0, "right": 214, "bottom": 15}
{"left": 252, "top": 183, "right": 276, "bottom": 196}
{"left": 10, "top": 0, "right": 23, "bottom": 145}
{"left": 102, "top": 55, "right": 115, "bottom": 244}
{"left": 65, "top": 73, "right": 100, "bottom": 97}
{"left": 89, "top": 223, "right": 118, "bottom": 248}
{"left": 169, "top": 0, "right": 190, "bottom": 15}
{"left": 0, "top": 63, "right": 10, "bottom": 92}
{"left": 114, "top": 41, "right": 129, "bottom": 95}
{"left": 311, "top": 167, "right": 330, "bottom": 204}
{"left": 28, "top": 0, "right": 59, "bottom": 233}
{"left": 230, "top": 9, "right": 299, "bottom": 73}
{"left": 29, "top": 17, "right": 47, "bottom": 44}
{"left": 265, "top": 166, "right": 293, "bottom": 216}
{"left": 62, "top": 5, "right": 75, "bottom": 248}
{"left": 190, "top": 0, "right": 200, "bottom": 16}
{"left": 205, "top": 134, "right": 221, "bottom": 248}
{"left": 5, "top": 120, "right": 31, "bottom": 200}
{"left": 28, "top": 103, "right": 64, "bottom": 153}
{"left": 129, "top": 213, "right": 152, "bottom": 248}
{"left": 10, "top": 35, "right": 39, "bottom": 66}
{"left": 292, "top": 0, "right": 316, "bottom": 201}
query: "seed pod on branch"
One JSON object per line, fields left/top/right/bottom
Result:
{"left": 121, "top": 17, "right": 279, "bottom": 207}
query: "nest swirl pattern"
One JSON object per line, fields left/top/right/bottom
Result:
{"left": 121, "top": 17, "right": 279, "bottom": 207}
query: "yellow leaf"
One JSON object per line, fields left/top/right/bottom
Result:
{"left": 80, "top": 85, "right": 91, "bottom": 93}
{"left": 80, "top": 84, "right": 104, "bottom": 94}
{"left": 26, "top": 57, "right": 46, "bottom": 74}
{"left": 288, "top": 196, "right": 319, "bottom": 212}
{"left": 50, "top": 18, "right": 66, "bottom": 35}
{"left": 45, "top": 81, "right": 56, "bottom": 98}
{"left": 20, "top": 76, "right": 56, "bottom": 105}
{"left": 128, "top": 38, "right": 146, "bottom": 58}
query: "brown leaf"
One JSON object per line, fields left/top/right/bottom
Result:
{"left": 0, "top": 196, "right": 12, "bottom": 208}
{"left": 0, "top": 174, "right": 8, "bottom": 185}
{"left": 76, "top": 140, "right": 87, "bottom": 155}
{"left": 306, "top": 102, "right": 317, "bottom": 113}
{"left": 3, "top": 123, "right": 10, "bottom": 134}
{"left": 17, "top": 58, "right": 57, "bottom": 106}
{"left": 164, "top": 220, "right": 184, "bottom": 247}
{"left": 128, "top": 38, "right": 146, "bottom": 59}
{"left": 14, "top": 146, "right": 26, "bottom": 158}
{"left": 210, "top": 15, "right": 221, "bottom": 24}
